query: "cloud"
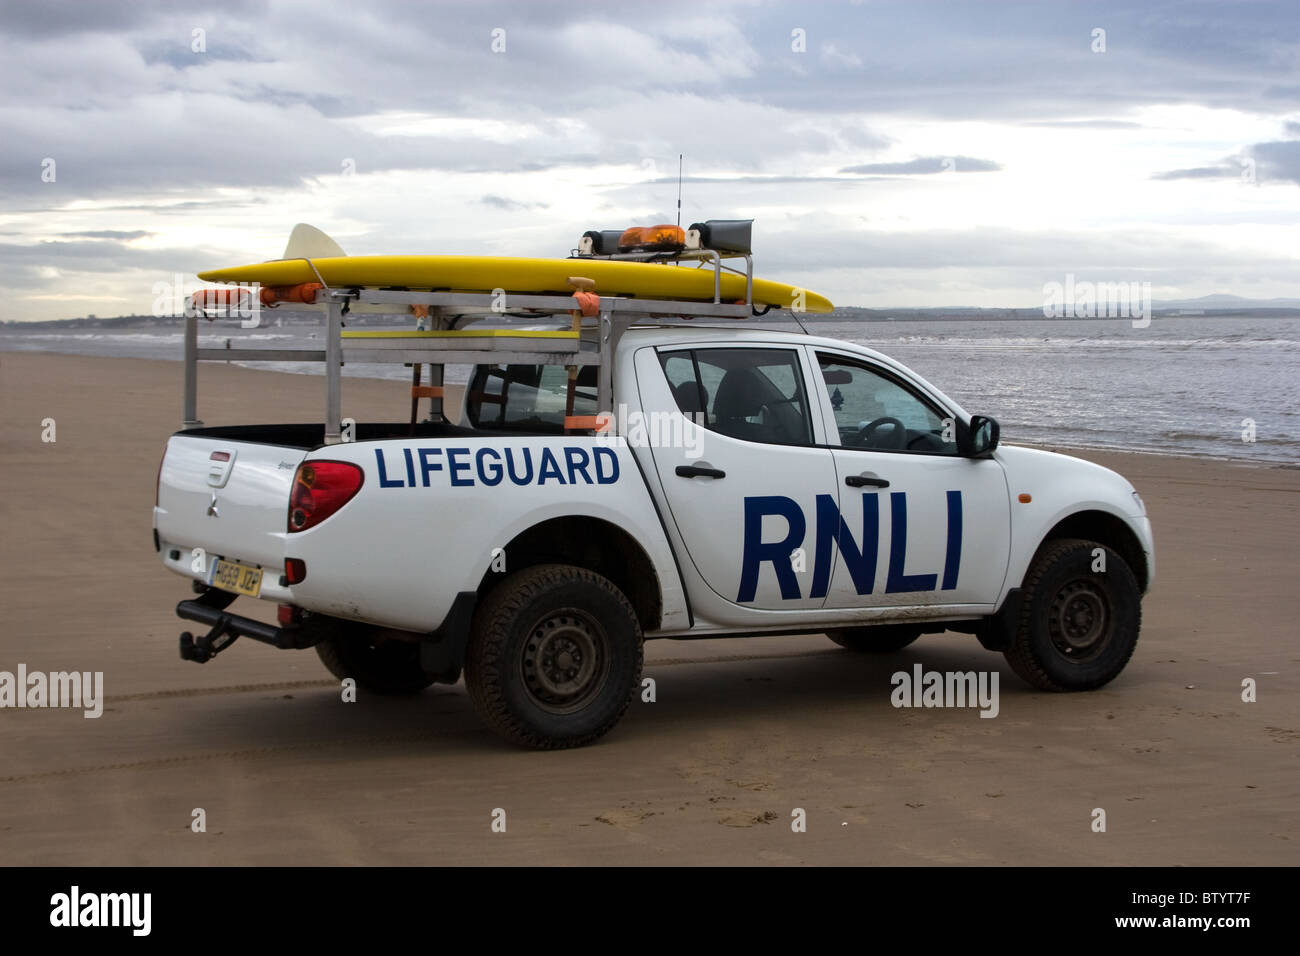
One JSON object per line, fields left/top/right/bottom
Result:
{"left": 59, "top": 229, "right": 154, "bottom": 240}
{"left": 1151, "top": 164, "right": 1240, "bottom": 181}
{"left": 1028, "top": 120, "right": 1146, "bottom": 129}
{"left": 1251, "top": 139, "right": 1300, "bottom": 184}
{"left": 840, "top": 156, "right": 1002, "bottom": 175}
{"left": 1153, "top": 140, "right": 1300, "bottom": 185}
{"left": 757, "top": 225, "right": 1300, "bottom": 308}
{"left": 3, "top": 0, "right": 1300, "bottom": 319}
{"left": 820, "top": 43, "right": 862, "bottom": 69}
{"left": 480, "top": 195, "right": 548, "bottom": 211}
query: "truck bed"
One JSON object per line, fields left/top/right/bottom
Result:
{"left": 178, "top": 420, "right": 478, "bottom": 449}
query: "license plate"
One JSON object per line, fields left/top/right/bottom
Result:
{"left": 209, "top": 559, "right": 263, "bottom": 597}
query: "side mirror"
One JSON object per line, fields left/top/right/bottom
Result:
{"left": 962, "top": 415, "right": 1000, "bottom": 458}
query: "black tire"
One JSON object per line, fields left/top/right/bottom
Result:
{"left": 315, "top": 627, "right": 435, "bottom": 696}
{"left": 465, "top": 564, "right": 643, "bottom": 749}
{"left": 1004, "top": 538, "right": 1141, "bottom": 691}
{"left": 827, "top": 625, "right": 922, "bottom": 652}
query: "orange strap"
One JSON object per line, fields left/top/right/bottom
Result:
{"left": 411, "top": 386, "right": 444, "bottom": 399}
{"left": 571, "top": 290, "right": 600, "bottom": 317}
{"left": 564, "top": 414, "right": 613, "bottom": 433}
{"left": 259, "top": 282, "right": 323, "bottom": 306}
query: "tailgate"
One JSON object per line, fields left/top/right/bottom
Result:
{"left": 154, "top": 434, "right": 305, "bottom": 575}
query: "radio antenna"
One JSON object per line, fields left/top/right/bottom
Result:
{"left": 676, "top": 154, "right": 683, "bottom": 228}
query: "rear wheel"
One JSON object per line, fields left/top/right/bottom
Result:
{"left": 465, "top": 564, "right": 643, "bottom": 749}
{"left": 827, "top": 625, "right": 922, "bottom": 653}
{"left": 1004, "top": 538, "right": 1141, "bottom": 691}
{"left": 315, "top": 626, "right": 435, "bottom": 696}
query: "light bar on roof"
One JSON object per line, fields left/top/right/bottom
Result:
{"left": 689, "top": 219, "right": 753, "bottom": 255}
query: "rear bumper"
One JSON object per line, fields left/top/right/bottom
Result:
{"left": 158, "top": 535, "right": 294, "bottom": 604}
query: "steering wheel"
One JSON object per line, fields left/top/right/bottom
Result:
{"left": 854, "top": 416, "right": 907, "bottom": 449}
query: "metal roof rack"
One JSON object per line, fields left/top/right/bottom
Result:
{"left": 182, "top": 277, "right": 761, "bottom": 444}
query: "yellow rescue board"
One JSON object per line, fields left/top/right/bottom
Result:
{"left": 196, "top": 255, "right": 833, "bottom": 313}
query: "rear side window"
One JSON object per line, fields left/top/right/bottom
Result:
{"left": 658, "top": 347, "right": 812, "bottom": 446}
{"left": 467, "top": 364, "right": 597, "bottom": 433}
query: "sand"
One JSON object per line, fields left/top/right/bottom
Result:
{"left": 0, "top": 351, "right": 1296, "bottom": 864}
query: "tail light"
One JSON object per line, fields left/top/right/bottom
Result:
{"left": 288, "top": 460, "right": 363, "bottom": 532}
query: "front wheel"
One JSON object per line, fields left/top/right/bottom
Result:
{"left": 1004, "top": 538, "right": 1141, "bottom": 691}
{"left": 465, "top": 564, "right": 643, "bottom": 749}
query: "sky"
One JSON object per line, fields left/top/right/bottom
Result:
{"left": 1, "top": 0, "right": 1297, "bottom": 321}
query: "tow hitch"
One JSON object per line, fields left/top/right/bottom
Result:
{"left": 177, "top": 588, "right": 315, "bottom": 663}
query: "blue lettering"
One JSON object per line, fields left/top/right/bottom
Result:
{"left": 417, "top": 447, "right": 442, "bottom": 487}
{"left": 593, "top": 447, "right": 619, "bottom": 484}
{"left": 375, "top": 448, "right": 403, "bottom": 488}
{"left": 402, "top": 447, "right": 416, "bottom": 487}
{"left": 446, "top": 447, "right": 473, "bottom": 487}
{"left": 505, "top": 447, "right": 533, "bottom": 485}
{"left": 538, "top": 448, "right": 566, "bottom": 484}
{"left": 738, "top": 496, "right": 806, "bottom": 603}
{"left": 886, "top": 492, "right": 938, "bottom": 593}
{"left": 477, "top": 447, "right": 503, "bottom": 486}
{"left": 942, "top": 490, "right": 962, "bottom": 590}
{"left": 564, "top": 447, "right": 593, "bottom": 484}
{"left": 811, "top": 492, "right": 879, "bottom": 599}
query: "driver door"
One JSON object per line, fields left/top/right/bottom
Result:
{"left": 811, "top": 349, "right": 1010, "bottom": 610}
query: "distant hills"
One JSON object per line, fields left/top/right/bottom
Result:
{"left": 1150, "top": 293, "right": 1300, "bottom": 310}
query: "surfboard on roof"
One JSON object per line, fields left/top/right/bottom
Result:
{"left": 196, "top": 223, "right": 834, "bottom": 313}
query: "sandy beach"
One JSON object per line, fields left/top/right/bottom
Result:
{"left": 0, "top": 351, "right": 1296, "bottom": 865}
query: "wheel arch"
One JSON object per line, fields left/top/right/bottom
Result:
{"left": 478, "top": 515, "right": 663, "bottom": 631}
{"left": 1037, "top": 509, "right": 1149, "bottom": 593}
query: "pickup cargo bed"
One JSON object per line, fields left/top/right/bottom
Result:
{"left": 154, "top": 421, "right": 476, "bottom": 594}
{"left": 179, "top": 420, "right": 475, "bottom": 448}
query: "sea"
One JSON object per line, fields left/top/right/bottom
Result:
{"left": 2, "top": 313, "right": 1297, "bottom": 465}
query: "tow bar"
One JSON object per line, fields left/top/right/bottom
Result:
{"left": 177, "top": 588, "right": 313, "bottom": 663}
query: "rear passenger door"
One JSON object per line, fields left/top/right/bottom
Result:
{"left": 636, "top": 344, "right": 838, "bottom": 610}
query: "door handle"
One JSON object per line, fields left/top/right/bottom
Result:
{"left": 846, "top": 473, "right": 889, "bottom": 488}
{"left": 676, "top": 465, "right": 726, "bottom": 480}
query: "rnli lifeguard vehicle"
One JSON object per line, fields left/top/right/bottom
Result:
{"left": 153, "top": 221, "right": 1154, "bottom": 748}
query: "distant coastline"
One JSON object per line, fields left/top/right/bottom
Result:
{"left": 4, "top": 303, "right": 1299, "bottom": 330}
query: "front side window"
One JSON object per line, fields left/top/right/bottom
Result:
{"left": 659, "top": 347, "right": 813, "bottom": 446}
{"left": 818, "top": 353, "right": 957, "bottom": 454}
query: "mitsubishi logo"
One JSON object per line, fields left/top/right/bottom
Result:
{"left": 207, "top": 493, "right": 220, "bottom": 517}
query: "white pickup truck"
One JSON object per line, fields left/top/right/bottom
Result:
{"left": 155, "top": 320, "right": 1153, "bottom": 749}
